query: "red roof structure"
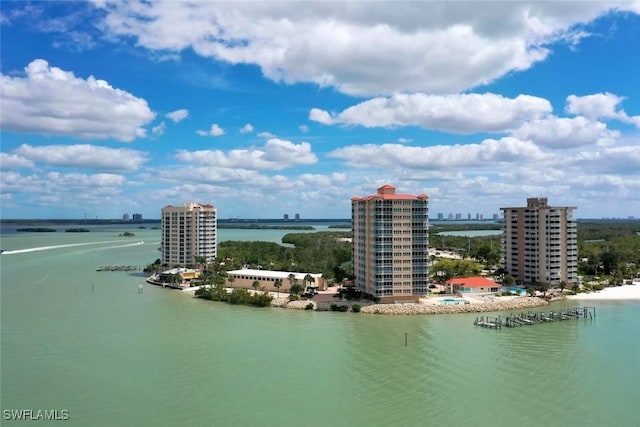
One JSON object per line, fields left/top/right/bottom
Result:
{"left": 446, "top": 277, "right": 497, "bottom": 288}
{"left": 351, "top": 184, "right": 428, "bottom": 202}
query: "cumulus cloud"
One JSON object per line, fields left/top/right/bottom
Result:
{"left": 0, "top": 152, "right": 35, "bottom": 169}
{"left": 165, "top": 109, "right": 188, "bottom": 122}
{"left": 310, "top": 93, "right": 552, "bottom": 133}
{"left": 196, "top": 123, "right": 225, "bottom": 136}
{"left": 94, "top": 2, "right": 639, "bottom": 96}
{"left": 175, "top": 138, "right": 317, "bottom": 171}
{"left": 299, "top": 124, "right": 309, "bottom": 133}
{"left": 0, "top": 59, "right": 155, "bottom": 141}
{"left": 13, "top": 144, "right": 148, "bottom": 171}
{"left": 328, "top": 137, "right": 547, "bottom": 170}
{"left": 240, "top": 123, "right": 254, "bottom": 134}
{"left": 512, "top": 116, "right": 619, "bottom": 148}
{"left": 566, "top": 93, "right": 640, "bottom": 127}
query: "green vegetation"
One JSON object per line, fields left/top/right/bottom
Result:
{"left": 194, "top": 282, "right": 273, "bottom": 307}
{"left": 431, "top": 259, "right": 483, "bottom": 283}
{"left": 16, "top": 227, "right": 56, "bottom": 232}
{"left": 119, "top": 231, "right": 135, "bottom": 237}
{"left": 65, "top": 228, "right": 90, "bottom": 232}
{"left": 577, "top": 220, "right": 640, "bottom": 283}
{"left": 328, "top": 224, "right": 351, "bottom": 229}
{"left": 305, "top": 303, "right": 314, "bottom": 310}
{"left": 351, "top": 304, "right": 361, "bottom": 313}
{"left": 144, "top": 259, "right": 162, "bottom": 273}
{"left": 217, "top": 231, "right": 352, "bottom": 281}
{"left": 330, "top": 304, "right": 349, "bottom": 312}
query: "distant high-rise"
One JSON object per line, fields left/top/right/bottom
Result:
{"left": 437, "top": 213, "right": 444, "bottom": 220}
{"left": 295, "top": 213, "right": 300, "bottom": 220}
{"left": 122, "top": 213, "right": 130, "bottom": 222}
{"left": 351, "top": 184, "right": 429, "bottom": 303}
{"left": 493, "top": 213, "right": 499, "bottom": 221}
{"left": 284, "top": 213, "right": 289, "bottom": 221}
{"left": 501, "top": 198, "right": 577, "bottom": 285}
{"left": 455, "top": 213, "right": 462, "bottom": 220}
{"left": 161, "top": 203, "right": 217, "bottom": 267}
{"left": 132, "top": 213, "right": 142, "bottom": 222}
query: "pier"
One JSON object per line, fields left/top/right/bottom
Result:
{"left": 96, "top": 265, "right": 141, "bottom": 272}
{"left": 474, "top": 307, "right": 596, "bottom": 330}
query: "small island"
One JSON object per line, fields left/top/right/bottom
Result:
{"left": 65, "top": 228, "right": 90, "bottom": 232}
{"left": 16, "top": 227, "right": 56, "bottom": 232}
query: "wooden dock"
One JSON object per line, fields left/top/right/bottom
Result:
{"left": 96, "top": 265, "right": 140, "bottom": 272}
{"left": 474, "top": 307, "right": 596, "bottom": 330}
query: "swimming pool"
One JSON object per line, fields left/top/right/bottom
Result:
{"left": 441, "top": 298, "right": 466, "bottom": 305}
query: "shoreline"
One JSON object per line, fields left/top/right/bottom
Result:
{"left": 566, "top": 284, "right": 640, "bottom": 300}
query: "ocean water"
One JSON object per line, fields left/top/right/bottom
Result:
{"left": 1, "top": 225, "right": 639, "bottom": 426}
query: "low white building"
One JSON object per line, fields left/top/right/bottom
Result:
{"left": 225, "top": 269, "right": 326, "bottom": 293}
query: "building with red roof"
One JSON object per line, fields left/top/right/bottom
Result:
{"left": 446, "top": 276, "right": 500, "bottom": 294}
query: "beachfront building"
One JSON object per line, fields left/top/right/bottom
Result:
{"left": 225, "top": 269, "right": 326, "bottom": 293}
{"left": 352, "top": 184, "right": 429, "bottom": 303}
{"left": 161, "top": 202, "right": 217, "bottom": 267}
{"left": 446, "top": 276, "right": 500, "bottom": 294}
{"left": 501, "top": 197, "right": 578, "bottom": 286}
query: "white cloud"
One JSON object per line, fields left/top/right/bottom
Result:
{"left": 257, "top": 131, "right": 276, "bottom": 139}
{"left": 13, "top": 144, "right": 148, "bottom": 171}
{"left": 165, "top": 108, "right": 189, "bottom": 122}
{"left": 152, "top": 121, "right": 166, "bottom": 135}
{"left": 299, "top": 124, "right": 309, "bottom": 133}
{"left": 0, "top": 59, "right": 155, "bottom": 141}
{"left": 310, "top": 93, "right": 552, "bottom": 133}
{"left": 175, "top": 138, "right": 317, "bottom": 171}
{"left": 240, "top": 123, "right": 254, "bottom": 134}
{"left": 196, "top": 123, "right": 225, "bottom": 136}
{"left": 95, "top": 2, "right": 639, "bottom": 96}
{"left": 566, "top": 93, "right": 640, "bottom": 127}
{"left": 0, "top": 152, "right": 35, "bottom": 169}
{"left": 329, "top": 137, "right": 547, "bottom": 170}
{"left": 512, "top": 116, "right": 619, "bottom": 148}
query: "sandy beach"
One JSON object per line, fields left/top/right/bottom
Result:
{"left": 566, "top": 284, "right": 640, "bottom": 300}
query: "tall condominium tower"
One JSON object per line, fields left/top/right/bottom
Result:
{"left": 351, "top": 184, "right": 429, "bottom": 303}
{"left": 501, "top": 197, "right": 577, "bottom": 285}
{"left": 161, "top": 203, "right": 217, "bottom": 267}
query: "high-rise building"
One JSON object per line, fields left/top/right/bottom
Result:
{"left": 132, "top": 213, "right": 142, "bottom": 222}
{"left": 283, "top": 213, "right": 289, "bottom": 221}
{"left": 501, "top": 197, "right": 577, "bottom": 285}
{"left": 351, "top": 184, "right": 429, "bottom": 303}
{"left": 122, "top": 213, "right": 130, "bottom": 222}
{"left": 161, "top": 203, "right": 217, "bottom": 267}
{"left": 437, "top": 213, "right": 444, "bottom": 220}
{"left": 295, "top": 213, "right": 300, "bottom": 220}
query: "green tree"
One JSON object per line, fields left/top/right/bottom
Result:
{"left": 274, "top": 278, "right": 282, "bottom": 298}
{"left": 503, "top": 274, "right": 515, "bottom": 286}
{"left": 252, "top": 280, "right": 260, "bottom": 291}
{"left": 304, "top": 274, "right": 314, "bottom": 290}
{"left": 227, "top": 275, "right": 235, "bottom": 289}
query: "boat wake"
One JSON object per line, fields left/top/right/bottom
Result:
{"left": 1, "top": 240, "right": 128, "bottom": 255}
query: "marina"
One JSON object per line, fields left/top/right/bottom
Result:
{"left": 474, "top": 306, "right": 596, "bottom": 329}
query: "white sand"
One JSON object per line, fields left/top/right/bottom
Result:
{"left": 566, "top": 284, "right": 640, "bottom": 300}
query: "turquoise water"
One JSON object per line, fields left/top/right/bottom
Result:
{"left": 437, "top": 229, "right": 502, "bottom": 237}
{"left": 1, "top": 225, "right": 639, "bottom": 426}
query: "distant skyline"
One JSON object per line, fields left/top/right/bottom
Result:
{"left": 1, "top": 2, "right": 639, "bottom": 219}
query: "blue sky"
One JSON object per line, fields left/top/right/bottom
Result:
{"left": 1, "top": 1, "right": 639, "bottom": 220}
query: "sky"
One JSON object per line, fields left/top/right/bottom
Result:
{"left": 1, "top": 1, "right": 639, "bottom": 220}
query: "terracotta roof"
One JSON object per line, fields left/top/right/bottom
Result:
{"left": 446, "top": 276, "right": 497, "bottom": 288}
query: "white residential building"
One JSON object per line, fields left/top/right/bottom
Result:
{"left": 501, "top": 198, "right": 578, "bottom": 285}
{"left": 161, "top": 203, "right": 217, "bottom": 267}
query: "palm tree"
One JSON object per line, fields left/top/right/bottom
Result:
{"left": 274, "top": 278, "right": 282, "bottom": 298}
{"left": 227, "top": 275, "right": 235, "bottom": 289}
{"left": 252, "top": 280, "right": 260, "bottom": 292}
{"left": 304, "top": 274, "right": 314, "bottom": 292}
